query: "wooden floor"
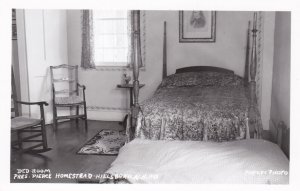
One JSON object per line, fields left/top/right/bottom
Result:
{"left": 10, "top": 120, "right": 123, "bottom": 183}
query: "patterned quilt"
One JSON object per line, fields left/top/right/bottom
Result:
{"left": 135, "top": 72, "right": 262, "bottom": 142}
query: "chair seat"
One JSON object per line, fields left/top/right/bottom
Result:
{"left": 11, "top": 116, "right": 42, "bottom": 131}
{"left": 55, "top": 96, "right": 83, "bottom": 105}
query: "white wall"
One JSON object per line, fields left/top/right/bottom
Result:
{"left": 16, "top": 10, "right": 30, "bottom": 115}
{"left": 270, "top": 12, "right": 291, "bottom": 132}
{"left": 260, "top": 12, "right": 276, "bottom": 131}
{"left": 18, "top": 10, "right": 69, "bottom": 123}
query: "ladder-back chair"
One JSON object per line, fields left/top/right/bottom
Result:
{"left": 11, "top": 67, "right": 51, "bottom": 154}
{"left": 11, "top": 101, "right": 51, "bottom": 154}
{"left": 50, "top": 64, "right": 88, "bottom": 131}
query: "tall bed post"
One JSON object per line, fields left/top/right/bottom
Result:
{"left": 162, "top": 21, "right": 167, "bottom": 79}
{"left": 248, "top": 12, "right": 262, "bottom": 139}
{"left": 131, "top": 10, "right": 142, "bottom": 132}
{"left": 244, "top": 21, "right": 251, "bottom": 84}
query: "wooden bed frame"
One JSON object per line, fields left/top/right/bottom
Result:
{"left": 175, "top": 66, "right": 234, "bottom": 75}
{"left": 129, "top": 11, "right": 287, "bottom": 146}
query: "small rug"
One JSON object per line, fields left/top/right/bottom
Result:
{"left": 77, "top": 129, "right": 126, "bottom": 155}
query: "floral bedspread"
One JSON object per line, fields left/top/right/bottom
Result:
{"left": 135, "top": 72, "right": 262, "bottom": 142}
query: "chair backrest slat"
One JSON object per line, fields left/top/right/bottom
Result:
{"left": 53, "top": 78, "right": 75, "bottom": 83}
{"left": 50, "top": 64, "right": 78, "bottom": 70}
{"left": 55, "top": 89, "right": 77, "bottom": 94}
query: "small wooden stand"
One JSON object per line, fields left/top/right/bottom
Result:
{"left": 117, "top": 84, "right": 145, "bottom": 107}
{"left": 117, "top": 83, "right": 145, "bottom": 128}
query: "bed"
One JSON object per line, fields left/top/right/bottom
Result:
{"left": 102, "top": 11, "right": 289, "bottom": 184}
{"left": 134, "top": 69, "right": 259, "bottom": 142}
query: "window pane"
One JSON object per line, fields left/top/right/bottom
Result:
{"left": 95, "top": 20, "right": 114, "bottom": 34}
{"left": 115, "top": 34, "right": 127, "bottom": 47}
{"left": 93, "top": 10, "right": 129, "bottom": 65}
{"left": 103, "top": 35, "right": 115, "bottom": 48}
{"left": 94, "top": 10, "right": 127, "bottom": 19}
{"left": 114, "top": 48, "right": 128, "bottom": 62}
{"left": 103, "top": 49, "right": 114, "bottom": 62}
{"left": 94, "top": 48, "right": 104, "bottom": 62}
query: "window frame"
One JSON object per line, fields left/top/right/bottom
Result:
{"left": 92, "top": 10, "right": 130, "bottom": 68}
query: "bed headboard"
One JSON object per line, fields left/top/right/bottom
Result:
{"left": 175, "top": 66, "right": 234, "bottom": 74}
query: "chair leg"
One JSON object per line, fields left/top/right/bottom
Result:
{"left": 76, "top": 105, "right": 79, "bottom": 124}
{"left": 83, "top": 102, "right": 88, "bottom": 131}
{"left": 53, "top": 105, "right": 58, "bottom": 131}
{"left": 41, "top": 122, "right": 48, "bottom": 149}
{"left": 17, "top": 131, "right": 23, "bottom": 150}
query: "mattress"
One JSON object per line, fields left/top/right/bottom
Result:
{"left": 106, "top": 139, "right": 289, "bottom": 184}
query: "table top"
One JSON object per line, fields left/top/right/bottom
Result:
{"left": 117, "top": 84, "right": 145, "bottom": 89}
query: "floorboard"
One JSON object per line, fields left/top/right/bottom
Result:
{"left": 10, "top": 120, "right": 123, "bottom": 183}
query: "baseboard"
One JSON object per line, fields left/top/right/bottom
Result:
{"left": 87, "top": 109, "right": 127, "bottom": 121}
{"left": 42, "top": 107, "right": 128, "bottom": 124}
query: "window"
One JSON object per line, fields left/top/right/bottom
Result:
{"left": 93, "top": 10, "right": 129, "bottom": 67}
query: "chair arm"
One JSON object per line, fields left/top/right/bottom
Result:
{"left": 77, "top": 83, "right": 86, "bottom": 91}
{"left": 16, "top": 101, "right": 49, "bottom": 106}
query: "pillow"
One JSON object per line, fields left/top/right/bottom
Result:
{"left": 159, "top": 71, "right": 244, "bottom": 88}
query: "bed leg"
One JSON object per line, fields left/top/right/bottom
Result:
{"left": 203, "top": 125, "right": 208, "bottom": 141}
{"left": 125, "top": 113, "right": 131, "bottom": 143}
{"left": 125, "top": 113, "right": 135, "bottom": 143}
{"left": 245, "top": 118, "right": 250, "bottom": 139}
{"left": 276, "top": 121, "right": 285, "bottom": 149}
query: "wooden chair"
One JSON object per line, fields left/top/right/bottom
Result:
{"left": 11, "top": 66, "right": 51, "bottom": 153}
{"left": 11, "top": 101, "right": 51, "bottom": 154}
{"left": 50, "top": 64, "right": 87, "bottom": 131}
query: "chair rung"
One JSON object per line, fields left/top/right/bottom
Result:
{"left": 16, "top": 125, "right": 41, "bottom": 132}
{"left": 22, "top": 140, "right": 43, "bottom": 143}
{"left": 20, "top": 129, "right": 42, "bottom": 133}
{"left": 57, "top": 115, "right": 85, "bottom": 120}
{"left": 21, "top": 133, "right": 43, "bottom": 141}
{"left": 21, "top": 143, "right": 44, "bottom": 152}
{"left": 55, "top": 103, "right": 84, "bottom": 107}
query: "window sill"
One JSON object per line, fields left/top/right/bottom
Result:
{"left": 95, "top": 65, "right": 130, "bottom": 71}
{"left": 80, "top": 65, "right": 146, "bottom": 72}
